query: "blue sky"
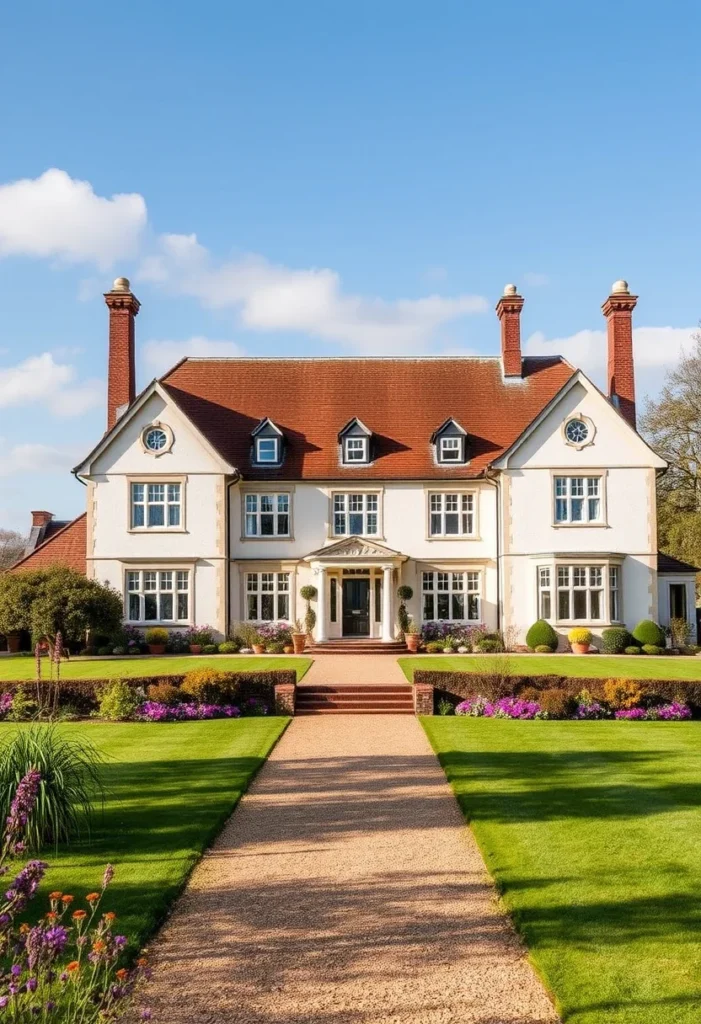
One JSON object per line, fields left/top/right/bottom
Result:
{"left": 1, "top": 1, "right": 700, "bottom": 531}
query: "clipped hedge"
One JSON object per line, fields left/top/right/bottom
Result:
{"left": 413, "top": 670, "right": 701, "bottom": 713}
{"left": 0, "top": 670, "right": 296, "bottom": 713}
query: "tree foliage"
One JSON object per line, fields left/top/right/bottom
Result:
{"left": 0, "top": 529, "right": 27, "bottom": 572}
{"left": 0, "top": 566, "right": 123, "bottom": 643}
{"left": 640, "top": 333, "right": 701, "bottom": 593}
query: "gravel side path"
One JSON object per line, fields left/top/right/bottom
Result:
{"left": 299, "top": 654, "right": 409, "bottom": 685}
{"left": 142, "top": 716, "right": 559, "bottom": 1024}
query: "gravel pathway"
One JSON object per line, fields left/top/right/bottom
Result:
{"left": 142, "top": 716, "right": 559, "bottom": 1024}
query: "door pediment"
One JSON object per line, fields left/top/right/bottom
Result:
{"left": 304, "top": 535, "right": 406, "bottom": 562}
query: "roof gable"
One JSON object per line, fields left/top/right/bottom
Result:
{"left": 9, "top": 514, "right": 87, "bottom": 575}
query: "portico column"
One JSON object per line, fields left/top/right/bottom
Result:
{"left": 381, "top": 564, "right": 393, "bottom": 642}
{"left": 316, "top": 566, "right": 327, "bottom": 642}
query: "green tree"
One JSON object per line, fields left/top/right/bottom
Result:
{"left": 640, "top": 332, "right": 701, "bottom": 594}
{"left": 0, "top": 566, "right": 123, "bottom": 645}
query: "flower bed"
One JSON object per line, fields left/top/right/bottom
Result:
{"left": 453, "top": 693, "right": 691, "bottom": 721}
{"left": 456, "top": 696, "right": 545, "bottom": 719}
{"left": 140, "top": 702, "right": 243, "bottom": 722}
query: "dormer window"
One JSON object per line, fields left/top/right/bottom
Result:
{"left": 338, "top": 417, "right": 372, "bottom": 466}
{"left": 431, "top": 418, "right": 468, "bottom": 465}
{"left": 251, "top": 418, "right": 284, "bottom": 466}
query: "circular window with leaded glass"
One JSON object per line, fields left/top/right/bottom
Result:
{"left": 142, "top": 425, "right": 172, "bottom": 454}
{"left": 563, "top": 415, "right": 594, "bottom": 449}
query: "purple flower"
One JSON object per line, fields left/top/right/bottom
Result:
{"left": 10, "top": 964, "right": 21, "bottom": 977}
{"left": 140, "top": 1010, "right": 153, "bottom": 1020}
{"left": 4, "top": 769, "right": 41, "bottom": 848}
{"left": 0, "top": 996, "right": 8, "bottom": 1008}
{"left": 5, "top": 860, "right": 47, "bottom": 913}
{"left": 26, "top": 977, "right": 37, "bottom": 992}
{"left": 103, "top": 864, "right": 115, "bottom": 889}
{"left": 615, "top": 707, "right": 647, "bottom": 719}
{"left": 114, "top": 934, "right": 127, "bottom": 947}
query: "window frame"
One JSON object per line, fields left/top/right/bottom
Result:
{"left": 552, "top": 473, "right": 606, "bottom": 526}
{"left": 421, "top": 570, "right": 481, "bottom": 623}
{"left": 244, "top": 571, "right": 291, "bottom": 622}
{"left": 242, "top": 491, "right": 291, "bottom": 539}
{"left": 331, "top": 491, "right": 381, "bottom": 537}
{"left": 343, "top": 436, "right": 369, "bottom": 464}
{"left": 427, "top": 490, "right": 477, "bottom": 538}
{"left": 254, "top": 436, "right": 280, "bottom": 465}
{"left": 124, "top": 568, "right": 191, "bottom": 624}
{"left": 129, "top": 478, "right": 185, "bottom": 532}
{"left": 536, "top": 560, "right": 621, "bottom": 625}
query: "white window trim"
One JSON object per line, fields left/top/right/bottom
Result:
{"left": 124, "top": 567, "right": 192, "bottom": 625}
{"left": 421, "top": 570, "right": 482, "bottom": 623}
{"left": 128, "top": 477, "right": 186, "bottom": 533}
{"left": 535, "top": 557, "right": 622, "bottom": 626}
{"left": 426, "top": 490, "right": 478, "bottom": 539}
{"left": 550, "top": 470, "right": 608, "bottom": 527}
{"left": 329, "top": 490, "right": 383, "bottom": 539}
{"left": 140, "top": 421, "right": 174, "bottom": 456}
{"left": 242, "top": 491, "right": 292, "bottom": 540}
{"left": 244, "top": 571, "right": 291, "bottom": 622}
{"left": 342, "top": 436, "right": 370, "bottom": 464}
{"left": 254, "top": 436, "right": 280, "bottom": 465}
{"left": 437, "top": 436, "right": 464, "bottom": 464}
{"left": 562, "top": 412, "right": 596, "bottom": 450}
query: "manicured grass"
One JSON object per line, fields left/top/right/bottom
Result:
{"left": 0, "top": 719, "right": 288, "bottom": 952}
{"left": 423, "top": 718, "right": 701, "bottom": 1024}
{"left": 399, "top": 653, "right": 701, "bottom": 681}
{"left": 0, "top": 655, "right": 312, "bottom": 681}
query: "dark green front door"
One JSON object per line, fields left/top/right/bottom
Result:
{"left": 342, "top": 578, "right": 370, "bottom": 637}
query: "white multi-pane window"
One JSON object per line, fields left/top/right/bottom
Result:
{"left": 554, "top": 476, "right": 602, "bottom": 523}
{"left": 556, "top": 565, "right": 604, "bottom": 621}
{"left": 255, "top": 437, "right": 279, "bottom": 463}
{"left": 333, "top": 493, "right": 379, "bottom": 536}
{"left": 429, "top": 493, "right": 475, "bottom": 536}
{"left": 343, "top": 437, "right": 368, "bottom": 463}
{"left": 244, "top": 493, "right": 290, "bottom": 536}
{"left": 245, "top": 572, "right": 290, "bottom": 621}
{"left": 422, "top": 571, "right": 480, "bottom": 621}
{"left": 439, "top": 437, "right": 462, "bottom": 462}
{"left": 609, "top": 566, "right": 620, "bottom": 621}
{"left": 125, "top": 570, "right": 190, "bottom": 622}
{"left": 538, "top": 567, "right": 552, "bottom": 619}
{"left": 131, "top": 483, "right": 181, "bottom": 529}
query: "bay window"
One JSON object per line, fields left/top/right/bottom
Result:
{"left": 537, "top": 562, "right": 620, "bottom": 623}
{"left": 333, "top": 493, "right": 379, "bottom": 536}
{"left": 125, "top": 570, "right": 190, "bottom": 622}
{"left": 131, "top": 482, "right": 182, "bottom": 529}
{"left": 429, "top": 493, "right": 475, "bottom": 536}
{"left": 246, "top": 572, "right": 290, "bottom": 621}
{"left": 244, "top": 493, "right": 290, "bottom": 536}
{"left": 422, "top": 571, "right": 480, "bottom": 622}
{"left": 554, "top": 476, "right": 602, "bottom": 524}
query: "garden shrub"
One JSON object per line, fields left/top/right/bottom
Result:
{"left": 202, "top": 643, "right": 219, "bottom": 654}
{"left": 97, "top": 680, "right": 143, "bottom": 721}
{"left": 146, "top": 682, "right": 183, "bottom": 705}
{"left": 625, "top": 645, "right": 643, "bottom": 655}
{"left": 538, "top": 688, "right": 577, "bottom": 719}
{"left": 266, "top": 641, "right": 286, "bottom": 654}
{"left": 425, "top": 641, "right": 445, "bottom": 653}
{"left": 167, "top": 629, "right": 190, "bottom": 653}
{"left": 642, "top": 644, "right": 665, "bottom": 655}
{"left": 605, "top": 678, "right": 644, "bottom": 710}
{"left": 568, "top": 627, "right": 592, "bottom": 646}
{"left": 534, "top": 644, "right": 553, "bottom": 653}
{"left": 96, "top": 646, "right": 112, "bottom": 656}
{"left": 144, "top": 627, "right": 169, "bottom": 646}
{"left": 632, "top": 619, "right": 665, "bottom": 648}
{"left": 218, "top": 640, "right": 239, "bottom": 654}
{"left": 602, "top": 627, "right": 633, "bottom": 654}
{"left": 526, "top": 620, "right": 558, "bottom": 652}
{"left": 475, "top": 638, "right": 503, "bottom": 653}
{"left": 180, "top": 668, "right": 235, "bottom": 703}
{"left": 517, "top": 685, "right": 541, "bottom": 703}
{"left": 7, "top": 686, "right": 36, "bottom": 722}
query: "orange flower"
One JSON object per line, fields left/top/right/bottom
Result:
{"left": 115, "top": 968, "right": 129, "bottom": 980}
{"left": 103, "top": 912, "right": 116, "bottom": 922}
{"left": 67, "top": 961, "right": 80, "bottom": 973}
{"left": 72, "top": 910, "right": 88, "bottom": 920}
{"left": 86, "top": 892, "right": 100, "bottom": 903}
{"left": 61, "top": 895, "right": 74, "bottom": 904}
{"left": 19, "top": 924, "right": 30, "bottom": 935}
{"left": 92, "top": 939, "right": 106, "bottom": 953}
{"left": 137, "top": 958, "right": 148, "bottom": 967}
{"left": 49, "top": 891, "right": 63, "bottom": 900}
{"left": 45, "top": 911, "right": 58, "bottom": 921}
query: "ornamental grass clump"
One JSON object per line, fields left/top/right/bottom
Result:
{"left": 0, "top": 727, "right": 103, "bottom": 851}
{"left": 0, "top": 771, "right": 150, "bottom": 1021}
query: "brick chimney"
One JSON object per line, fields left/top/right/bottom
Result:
{"left": 104, "top": 277, "right": 140, "bottom": 430}
{"left": 602, "top": 279, "right": 638, "bottom": 428}
{"left": 496, "top": 283, "right": 524, "bottom": 378}
{"left": 30, "top": 511, "right": 54, "bottom": 528}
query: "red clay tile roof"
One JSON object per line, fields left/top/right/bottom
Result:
{"left": 9, "top": 514, "right": 87, "bottom": 575}
{"left": 161, "top": 356, "right": 575, "bottom": 479}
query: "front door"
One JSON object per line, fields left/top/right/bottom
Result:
{"left": 342, "top": 578, "right": 370, "bottom": 637}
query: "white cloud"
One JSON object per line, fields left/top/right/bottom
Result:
{"left": 139, "top": 233, "right": 487, "bottom": 352}
{"left": 0, "top": 440, "right": 82, "bottom": 477}
{"left": 0, "top": 169, "right": 146, "bottom": 269}
{"left": 142, "top": 336, "right": 247, "bottom": 376}
{"left": 523, "top": 272, "right": 550, "bottom": 287}
{"left": 525, "top": 325, "right": 697, "bottom": 374}
{"left": 0, "top": 353, "right": 102, "bottom": 417}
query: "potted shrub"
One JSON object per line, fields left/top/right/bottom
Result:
{"left": 251, "top": 632, "right": 266, "bottom": 655}
{"left": 568, "top": 627, "right": 592, "bottom": 654}
{"left": 291, "top": 618, "right": 307, "bottom": 655}
{"left": 405, "top": 621, "right": 420, "bottom": 653}
{"left": 186, "top": 625, "right": 214, "bottom": 654}
{"left": 300, "top": 585, "right": 317, "bottom": 639}
{"left": 145, "top": 626, "right": 169, "bottom": 655}
{"left": 397, "top": 585, "right": 413, "bottom": 636}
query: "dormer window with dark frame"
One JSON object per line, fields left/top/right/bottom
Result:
{"left": 338, "top": 417, "right": 372, "bottom": 466}
{"left": 431, "top": 418, "right": 468, "bottom": 465}
{"left": 251, "top": 418, "right": 284, "bottom": 467}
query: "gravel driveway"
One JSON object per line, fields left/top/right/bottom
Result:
{"left": 141, "top": 716, "right": 559, "bottom": 1023}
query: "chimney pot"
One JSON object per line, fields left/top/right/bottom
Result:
{"left": 503, "top": 283, "right": 518, "bottom": 296}
{"left": 112, "top": 276, "right": 130, "bottom": 292}
{"left": 496, "top": 286, "right": 524, "bottom": 378}
{"left": 602, "top": 280, "right": 638, "bottom": 428}
{"left": 611, "top": 279, "right": 629, "bottom": 294}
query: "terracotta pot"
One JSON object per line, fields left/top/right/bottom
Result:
{"left": 571, "top": 642, "right": 590, "bottom": 655}
{"left": 252, "top": 644, "right": 266, "bottom": 655}
{"left": 405, "top": 633, "right": 421, "bottom": 653}
{"left": 283, "top": 645, "right": 294, "bottom": 654}
{"left": 6, "top": 633, "right": 21, "bottom": 654}
{"left": 148, "top": 644, "right": 166, "bottom": 655}
{"left": 189, "top": 644, "right": 202, "bottom": 655}
{"left": 292, "top": 633, "right": 307, "bottom": 655}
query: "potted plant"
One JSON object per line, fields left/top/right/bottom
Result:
{"left": 300, "top": 585, "right": 317, "bottom": 640}
{"left": 145, "top": 626, "right": 169, "bottom": 655}
{"left": 397, "top": 585, "right": 413, "bottom": 636}
{"left": 291, "top": 618, "right": 307, "bottom": 654}
{"left": 405, "top": 621, "right": 421, "bottom": 653}
{"left": 568, "top": 627, "right": 592, "bottom": 655}
{"left": 186, "top": 625, "right": 214, "bottom": 654}
{"left": 251, "top": 632, "right": 266, "bottom": 655}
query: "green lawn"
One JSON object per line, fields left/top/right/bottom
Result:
{"left": 0, "top": 655, "right": 312, "bottom": 681}
{"left": 423, "top": 718, "right": 701, "bottom": 1024}
{"left": 400, "top": 653, "right": 701, "bottom": 681}
{"left": 2, "top": 719, "right": 288, "bottom": 952}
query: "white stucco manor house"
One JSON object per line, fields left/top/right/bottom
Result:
{"left": 13, "top": 277, "right": 698, "bottom": 646}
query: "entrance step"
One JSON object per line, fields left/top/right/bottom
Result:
{"left": 309, "top": 640, "right": 407, "bottom": 655}
{"left": 295, "top": 683, "right": 415, "bottom": 715}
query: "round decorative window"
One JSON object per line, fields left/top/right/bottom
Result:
{"left": 565, "top": 419, "right": 589, "bottom": 445}
{"left": 143, "top": 427, "right": 169, "bottom": 452}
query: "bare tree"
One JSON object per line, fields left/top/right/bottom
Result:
{"left": 0, "top": 529, "right": 27, "bottom": 572}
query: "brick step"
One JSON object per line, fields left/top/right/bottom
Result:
{"left": 309, "top": 648, "right": 407, "bottom": 655}
{"left": 297, "top": 696, "right": 413, "bottom": 707}
{"left": 296, "top": 708, "right": 415, "bottom": 715}
{"left": 298, "top": 685, "right": 412, "bottom": 694}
